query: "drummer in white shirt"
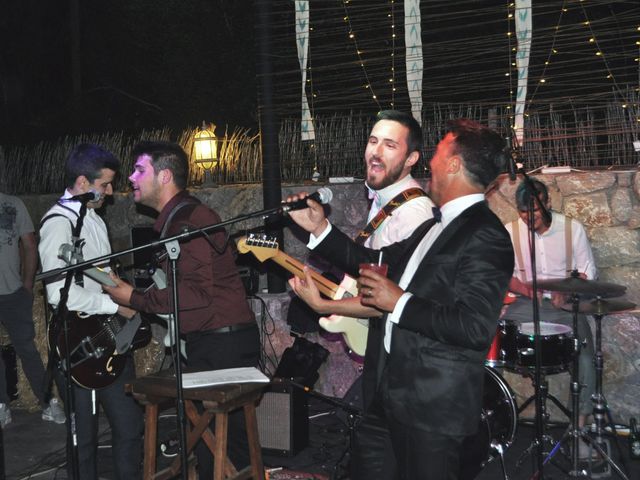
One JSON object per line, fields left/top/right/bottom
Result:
{"left": 503, "top": 179, "right": 597, "bottom": 458}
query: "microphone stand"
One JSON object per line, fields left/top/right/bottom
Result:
{"left": 51, "top": 199, "right": 90, "bottom": 480}
{"left": 507, "top": 134, "right": 553, "bottom": 480}
{"left": 36, "top": 201, "right": 302, "bottom": 478}
{"left": 285, "top": 379, "right": 361, "bottom": 480}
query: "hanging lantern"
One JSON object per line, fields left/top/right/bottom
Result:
{"left": 193, "top": 121, "right": 219, "bottom": 186}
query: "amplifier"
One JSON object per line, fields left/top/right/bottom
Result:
{"left": 256, "top": 381, "right": 308, "bottom": 456}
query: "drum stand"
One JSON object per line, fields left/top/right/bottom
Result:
{"left": 544, "top": 291, "right": 629, "bottom": 479}
{"left": 580, "top": 311, "right": 630, "bottom": 479}
{"left": 517, "top": 370, "right": 571, "bottom": 421}
{"left": 515, "top": 369, "right": 571, "bottom": 472}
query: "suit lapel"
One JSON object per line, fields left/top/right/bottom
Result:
{"left": 389, "top": 217, "right": 439, "bottom": 283}
{"left": 375, "top": 217, "right": 440, "bottom": 383}
{"left": 374, "top": 202, "right": 486, "bottom": 384}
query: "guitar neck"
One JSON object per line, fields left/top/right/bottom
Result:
{"left": 270, "top": 251, "right": 340, "bottom": 299}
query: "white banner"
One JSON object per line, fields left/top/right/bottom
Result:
{"left": 295, "top": 1, "right": 315, "bottom": 141}
{"left": 514, "top": 0, "right": 532, "bottom": 145}
{"left": 405, "top": 0, "right": 423, "bottom": 125}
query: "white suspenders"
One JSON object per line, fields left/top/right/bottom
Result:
{"left": 511, "top": 215, "right": 573, "bottom": 282}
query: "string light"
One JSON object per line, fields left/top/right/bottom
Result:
{"left": 342, "top": 0, "right": 381, "bottom": 110}
{"left": 390, "top": 0, "right": 396, "bottom": 107}
{"left": 260, "top": 2, "right": 638, "bottom": 123}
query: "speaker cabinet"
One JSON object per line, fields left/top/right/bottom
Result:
{"left": 256, "top": 382, "right": 308, "bottom": 456}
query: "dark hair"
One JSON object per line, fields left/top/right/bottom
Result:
{"left": 131, "top": 141, "right": 189, "bottom": 190}
{"left": 446, "top": 118, "right": 508, "bottom": 189}
{"left": 516, "top": 179, "right": 549, "bottom": 211}
{"left": 376, "top": 110, "right": 423, "bottom": 160}
{"left": 64, "top": 144, "right": 120, "bottom": 188}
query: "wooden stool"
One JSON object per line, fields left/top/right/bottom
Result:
{"left": 126, "top": 371, "right": 266, "bottom": 480}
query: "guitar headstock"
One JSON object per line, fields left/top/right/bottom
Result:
{"left": 236, "top": 234, "right": 280, "bottom": 262}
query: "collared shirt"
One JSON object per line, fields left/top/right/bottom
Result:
{"left": 129, "top": 191, "right": 254, "bottom": 334}
{"left": 505, "top": 211, "right": 597, "bottom": 283}
{"left": 0, "top": 193, "right": 35, "bottom": 294}
{"left": 39, "top": 190, "right": 119, "bottom": 315}
{"left": 363, "top": 175, "right": 434, "bottom": 249}
{"left": 385, "top": 193, "right": 486, "bottom": 352}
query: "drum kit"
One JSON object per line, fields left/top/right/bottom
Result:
{"left": 465, "top": 275, "right": 636, "bottom": 480}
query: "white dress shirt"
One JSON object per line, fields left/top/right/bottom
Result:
{"left": 364, "top": 175, "right": 434, "bottom": 249}
{"left": 39, "top": 190, "right": 119, "bottom": 315}
{"left": 505, "top": 211, "right": 597, "bottom": 283}
{"left": 384, "top": 194, "right": 486, "bottom": 352}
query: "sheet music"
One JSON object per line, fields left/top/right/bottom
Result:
{"left": 182, "top": 367, "right": 270, "bottom": 389}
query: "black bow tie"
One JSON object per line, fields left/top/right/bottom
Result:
{"left": 432, "top": 206, "right": 442, "bottom": 223}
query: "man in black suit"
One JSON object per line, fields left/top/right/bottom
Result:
{"left": 287, "top": 119, "right": 514, "bottom": 479}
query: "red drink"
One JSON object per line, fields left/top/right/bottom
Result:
{"left": 359, "top": 263, "right": 388, "bottom": 277}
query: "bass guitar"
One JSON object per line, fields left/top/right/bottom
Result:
{"left": 237, "top": 234, "right": 368, "bottom": 356}
{"left": 49, "top": 310, "right": 151, "bottom": 390}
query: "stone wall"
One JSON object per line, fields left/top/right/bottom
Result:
{"left": 8, "top": 169, "right": 640, "bottom": 424}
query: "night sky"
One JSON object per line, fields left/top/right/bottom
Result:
{"left": 0, "top": 0, "right": 256, "bottom": 144}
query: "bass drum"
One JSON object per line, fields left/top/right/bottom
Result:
{"left": 459, "top": 366, "right": 517, "bottom": 479}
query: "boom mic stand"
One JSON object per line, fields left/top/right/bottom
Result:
{"left": 36, "top": 201, "right": 304, "bottom": 479}
{"left": 51, "top": 199, "right": 90, "bottom": 480}
{"left": 285, "top": 379, "right": 362, "bottom": 480}
{"left": 508, "top": 137, "right": 552, "bottom": 479}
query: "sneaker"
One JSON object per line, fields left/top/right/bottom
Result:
{"left": 42, "top": 398, "right": 66, "bottom": 424}
{"left": 0, "top": 403, "right": 11, "bottom": 428}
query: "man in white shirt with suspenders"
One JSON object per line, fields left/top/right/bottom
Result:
{"left": 503, "top": 179, "right": 597, "bottom": 458}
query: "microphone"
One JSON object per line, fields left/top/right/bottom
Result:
{"left": 62, "top": 190, "right": 102, "bottom": 203}
{"left": 280, "top": 187, "right": 333, "bottom": 213}
{"left": 505, "top": 135, "right": 518, "bottom": 182}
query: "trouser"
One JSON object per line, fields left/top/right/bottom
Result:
{"left": 503, "top": 296, "right": 596, "bottom": 415}
{"left": 351, "top": 391, "right": 465, "bottom": 480}
{"left": 58, "top": 357, "right": 143, "bottom": 480}
{"left": 0, "top": 287, "right": 47, "bottom": 405}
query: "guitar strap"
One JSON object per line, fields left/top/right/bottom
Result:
{"left": 354, "top": 187, "right": 427, "bottom": 245}
{"left": 159, "top": 198, "right": 200, "bottom": 239}
{"left": 150, "top": 198, "right": 201, "bottom": 290}
{"left": 40, "top": 203, "right": 84, "bottom": 399}
{"left": 40, "top": 202, "right": 84, "bottom": 287}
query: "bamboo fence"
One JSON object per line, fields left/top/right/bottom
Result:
{"left": 1, "top": 97, "right": 639, "bottom": 194}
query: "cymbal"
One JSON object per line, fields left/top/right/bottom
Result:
{"left": 531, "top": 277, "right": 626, "bottom": 297}
{"left": 565, "top": 298, "right": 637, "bottom": 315}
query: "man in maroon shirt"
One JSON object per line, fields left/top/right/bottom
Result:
{"left": 104, "top": 140, "right": 259, "bottom": 477}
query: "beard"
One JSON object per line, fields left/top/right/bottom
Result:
{"left": 366, "top": 159, "right": 406, "bottom": 190}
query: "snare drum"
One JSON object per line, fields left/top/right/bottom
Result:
{"left": 485, "top": 320, "right": 517, "bottom": 367}
{"left": 502, "top": 321, "right": 575, "bottom": 374}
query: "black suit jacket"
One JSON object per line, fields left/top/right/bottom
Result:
{"left": 315, "top": 201, "right": 514, "bottom": 436}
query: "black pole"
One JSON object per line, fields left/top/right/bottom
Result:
{"left": 256, "top": 0, "right": 286, "bottom": 293}
{"left": 54, "top": 200, "right": 89, "bottom": 480}
{"left": 508, "top": 149, "right": 550, "bottom": 479}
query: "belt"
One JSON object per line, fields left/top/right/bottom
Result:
{"left": 186, "top": 322, "right": 256, "bottom": 341}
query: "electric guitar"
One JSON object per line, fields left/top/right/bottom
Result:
{"left": 49, "top": 311, "right": 151, "bottom": 389}
{"left": 236, "top": 234, "right": 368, "bottom": 356}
